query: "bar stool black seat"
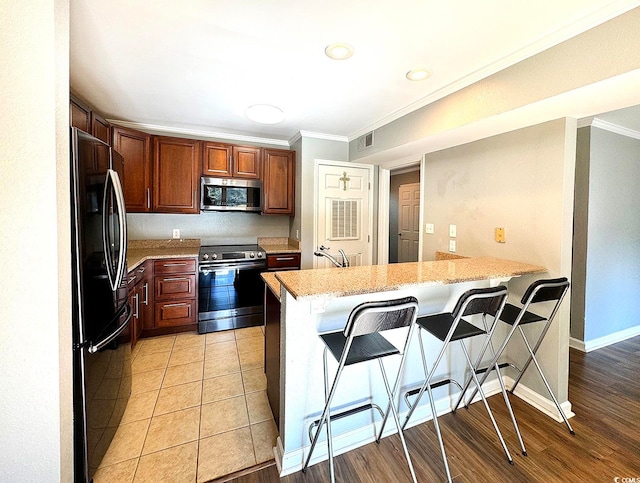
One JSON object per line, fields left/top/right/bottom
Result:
{"left": 399, "top": 286, "right": 515, "bottom": 483}
{"left": 302, "top": 296, "right": 420, "bottom": 483}
{"left": 462, "top": 277, "right": 574, "bottom": 435}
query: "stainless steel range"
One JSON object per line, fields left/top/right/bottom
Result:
{"left": 198, "top": 244, "right": 266, "bottom": 333}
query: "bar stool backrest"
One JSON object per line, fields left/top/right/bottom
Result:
{"left": 521, "top": 277, "right": 569, "bottom": 305}
{"left": 453, "top": 286, "right": 508, "bottom": 319}
{"left": 344, "top": 296, "right": 419, "bottom": 338}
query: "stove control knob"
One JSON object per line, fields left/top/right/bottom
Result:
{"left": 257, "top": 252, "right": 263, "bottom": 258}
{"left": 212, "top": 253, "right": 218, "bottom": 260}
{"left": 202, "top": 253, "right": 209, "bottom": 260}
{"left": 249, "top": 252, "right": 255, "bottom": 258}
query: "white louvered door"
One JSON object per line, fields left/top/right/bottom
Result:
{"left": 316, "top": 163, "right": 372, "bottom": 268}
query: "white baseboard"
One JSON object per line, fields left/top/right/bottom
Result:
{"left": 569, "top": 337, "right": 586, "bottom": 352}
{"left": 505, "top": 376, "right": 574, "bottom": 423}
{"left": 276, "top": 378, "right": 507, "bottom": 476}
{"left": 570, "top": 324, "right": 640, "bottom": 353}
{"left": 275, "top": 377, "right": 574, "bottom": 476}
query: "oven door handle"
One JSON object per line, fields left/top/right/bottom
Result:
{"left": 199, "top": 261, "right": 266, "bottom": 272}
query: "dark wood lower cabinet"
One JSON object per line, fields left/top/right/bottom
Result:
{"left": 264, "top": 284, "right": 281, "bottom": 426}
{"left": 134, "top": 257, "right": 198, "bottom": 339}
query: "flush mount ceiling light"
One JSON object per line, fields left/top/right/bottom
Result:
{"left": 406, "top": 68, "right": 432, "bottom": 81}
{"left": 245, "top": 104, "right": 285, "bottom": 124}
{"left": 325, "top": 43, "right": 354, "bottom": 60}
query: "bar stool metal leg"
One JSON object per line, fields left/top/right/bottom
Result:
{"left": 514, "top": 326, "right": 575, "bottom": 434}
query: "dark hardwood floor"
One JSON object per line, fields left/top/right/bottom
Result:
{"left": 227, "top": 337, "right": 640, "bottom": 482}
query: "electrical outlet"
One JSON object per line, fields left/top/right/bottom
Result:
{"left": 495, "top": 227, "right": 505, "bottom": 243}
{"left": 296, "top": 229, "right": 300, "bottom": 239}
{"left": 449, "top": 224, "right": 457, "bottom": 237}
{"left": 449, "top": 240, "right": 456, "bottom": 252}
{"left": 425, "top": 223, "right": 435, "bottom": 234}
{"left": 172, "top": 229, "right": 180, "bottom": 239}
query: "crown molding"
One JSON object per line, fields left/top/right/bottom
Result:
{"left": 107, "top": 119, "right": 290, "bottom": 147}
{"left": 348, "top": 1, "right": 639, "bottom": 141}
{"left": 289, "top": 130, "right": 349, "bottom": 145}
{"left": 591, "top": 118, "right": 640, "bottom": 140}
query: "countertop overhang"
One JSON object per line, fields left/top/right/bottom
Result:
{"left": 274, "top": 256, "right": 546, "bottom": 300}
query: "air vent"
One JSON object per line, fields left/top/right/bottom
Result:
{"left": 357, "top": 131, "right": 374, "bottom": 151}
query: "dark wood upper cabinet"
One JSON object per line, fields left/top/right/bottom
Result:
{"left": 202, "top": 142, "right": 232, "bottom": 177}
{"left": 112, "top": 126, "right": 152, "bottom": 213}
{"left": 262, "top": 148, "right": 295, "bottom": 215}
{"left": 70, "top": 95, "right": 90, "bottom": 132}
{"left": 202, "top": 142, "right": 260, "bottom": 179}
{"left": 233, "top": 145, "right": 261, "bottom": 178}
{"left": 91, "top": 112, "right": 110, "bottom": 144}
{"left": 153, "top": 136, "right": 201, "bottom": 214}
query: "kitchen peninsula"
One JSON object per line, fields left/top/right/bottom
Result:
{"left": 264, "top": 256, "right": 547, "bottom": 476}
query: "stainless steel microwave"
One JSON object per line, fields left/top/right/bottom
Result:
{"left": 200, "top": 177, "right": 262, "bottom": 212}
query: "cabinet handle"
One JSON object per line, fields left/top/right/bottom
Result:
{"left": 138, "top": 266, "right": 146, "bottom": 273}
{"left": 146, "top": 188, "right": 150, "bottom": 209}
{"left": 163, "top": 262, "right": 187, "bottom": 267}
{"left": 276, "top": 257, "right": 295, "bottom": 261}
{"left": 143, "top": 282, "right": 149, "bottom": 305}
{"left": 127, "top": 276, "right": 137, "bottom": 285}
{"left": 163, "top": 302, "right": 187, "bottom": 307}
{"left": 132, "top": 293, "right": 139, "bottom": 318}
{"left": 194, "top": 189, "right": 197, "bottom": 208}
{"left": 162, "top": 277, "right": 188, "bottom": 282}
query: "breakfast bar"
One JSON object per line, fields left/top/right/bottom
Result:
{"left": 264, "top": 256, "right": 547, "bottom": 476}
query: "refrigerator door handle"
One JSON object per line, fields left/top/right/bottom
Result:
{"left": 102, "top": 169, "right": 128, "bottom": 291}
{"left": 88, "top": 303, "right": 132, "bottom": 354}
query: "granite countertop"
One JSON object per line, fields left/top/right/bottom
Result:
{"left": 127, "top": 239, "right": 200, "bottom": 272}
{"left": 275, "top": 256, "right": 546, "bottom": 300}
{"left": 260, "top": 272, "right": 281, "bottom": 301}
{"left": 258, "top": 236, "right": 301, "bottom": 255}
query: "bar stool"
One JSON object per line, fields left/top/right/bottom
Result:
{"left": 461, "top": 277, "right": 574, "bottom": 435}
{"left": 400, "top": 286, "right": 513, "bottom": 483}
{"left": 302, "top": 296, "right": 420, "bottom": 483}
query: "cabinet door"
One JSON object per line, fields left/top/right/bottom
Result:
{"left": 70, "top": 95, "right": 90, "bottom": 132}
{"left": 262, "top": 149, "right": 295, "bottom": 215}
{"left": 91, "top": 112, "right": 110, "bottom": 145}
{"left": 232, "top": 146, "right": 261, "bottom": 179}
{"left": 112, "top": 126, "right": 152, "bottom": 212}
{"left": 153, "top": 137, "right": 201, "bottom": 214}
{"left": 128, "top": 283, "right": 142, "bottom": 348}
{"left": 138, "top": 262, "right": 154, "bottom": 331}
{"left": 203, "top": 142, "right": 232, "bottom": 177}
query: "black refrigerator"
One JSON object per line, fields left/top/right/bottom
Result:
{"left": 70, "top": 127, "right": 132, "bottom": 482}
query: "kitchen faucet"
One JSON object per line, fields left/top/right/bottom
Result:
{"left": 314, "top": 245, "right": 350, "bottom": 268}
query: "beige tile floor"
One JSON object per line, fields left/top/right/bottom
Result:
{"left": 94, "top": 326, "right": 278, "bottom": 483}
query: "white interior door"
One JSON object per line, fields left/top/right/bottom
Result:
{"left": 316, "top": 162, "right": 372, "bottom": 268}
{"left": 398, "top": 182, "right": 420, "bottom": 263}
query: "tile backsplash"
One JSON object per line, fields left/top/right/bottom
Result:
{"left": 127, "top": 212, "right": 290, "bottom": 245}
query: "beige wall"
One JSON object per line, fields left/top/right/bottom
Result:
{"left": 421, "top": 118, "right": 576, "bottom": 400}
{"left": 0, "top": 0, "right": 72, "bottom": 481}
{"left": 350, "top": 7, "right": 640, "bottom": 164}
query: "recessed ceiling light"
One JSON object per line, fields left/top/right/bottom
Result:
{"left": 325, "top": 43, "right": 354, "bottom": 60}
{"left": 245, "top": 104, "right": 285, "bottom": 124}
{"left": 406, "top": 68, "right": 432, "bottom": 81}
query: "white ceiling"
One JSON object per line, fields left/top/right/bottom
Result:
{"left": 70, "top": 0, "right": 639, "bottom": 144}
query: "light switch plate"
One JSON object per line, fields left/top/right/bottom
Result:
{"left": 425, "top": 223, "right": 435, "bottom": 234}
{"left": 449, "top": 240, "right": 456, "bottom": 252}
{"left": 449, "top": 224, "right": 457, "bottom": 237}
{"left": 495, "top": 227, "right": 505, "bottom": 243}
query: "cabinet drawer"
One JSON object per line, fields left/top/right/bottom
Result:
{"left": 154, "top": 300, "right": 196, "bottom": 327}
{"left": 155, "top": 274, "right": 196, "bottom": 300}
{"left": 153, "top": 258, "right": 197, "bottom": 275}
{"left": 266, "top": 253, "right": 301, "bottom": 270}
